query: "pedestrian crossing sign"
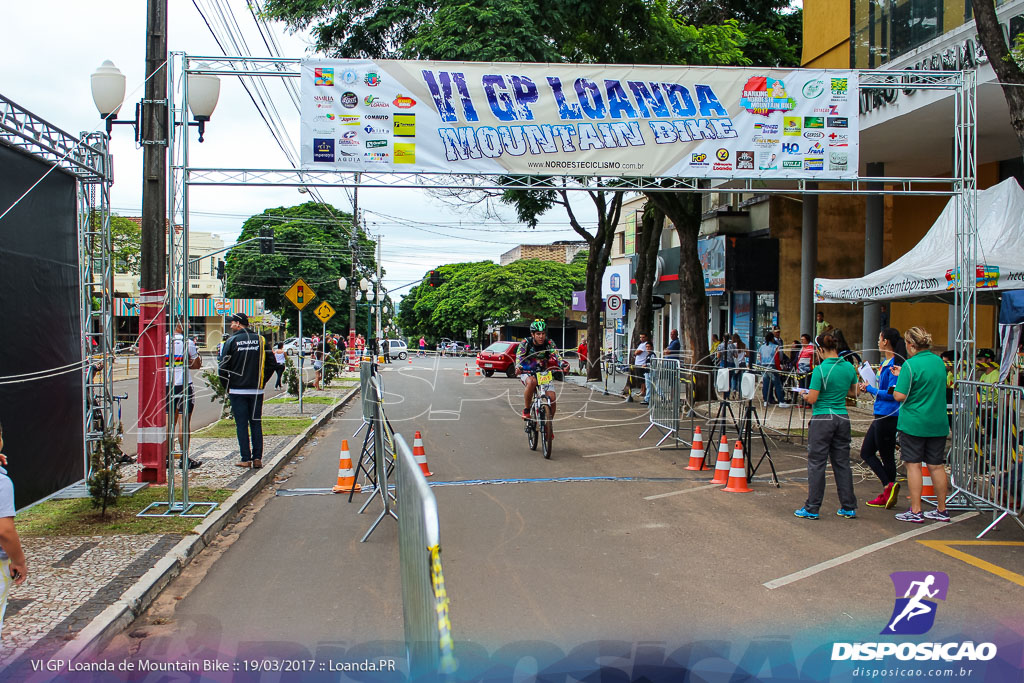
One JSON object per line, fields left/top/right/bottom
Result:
{"left": 313, "top": 301, "right": 336, "bottom": 324}
{"left": 284, "top": 278, "right": 315, "bottom": 310}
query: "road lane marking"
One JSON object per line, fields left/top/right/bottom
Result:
{"left": 643, "top": 467, "right": 806, "bottom": 500}
{"left": 762, "top": 512, "right": 979, "bottom": 590}
{"left": 584, "top": 445, "right": 668, "bottom": 458}
{"left": 917, "top": 540, "right": 1024, "bottom": 587}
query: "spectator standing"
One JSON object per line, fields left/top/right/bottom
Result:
{"left": 666, "top": 329, "right": 681, "bottom": 359}
{"left": 642, "top": 341, "right": 656, "bottom": 405}
{"left": 383, "top": 338, "right": 392, "bottom": 364}
{"left": 418, "top": 336, "right": 426, "bottom": 357}
{"left": 892, "top": 327, "right": 951, "bottom": 523}
{"left": 629, "top": 333, "right": 651, "bottom": 398}
{"left": 815, "top": 311, "right": 831, "bottom": 337}
{"left": 859, "top": 327, "right": 906, "bottom": 509}
{"left": 730, "top": 333, "right": 748, "bottom": 397}
{"left": 795, "top": 333, "right": 860, "bottom": 520}
{"left": 312, "top": 348, "right": 324, "bottom": 390}
{"left": 797, "top": 334, "right": 815, "bottom": 388}
{"left": 167, "top": 322, "right": 203, "bottom": 469}
{"left": 757, "top": 331, "right": 786, "bottom": 405}
{"left": 710, "top": 334, "right": 721, "bottom": 355}
{"left": 219, "top": 313, "right": 277, "bottom": 469}
{"left": 577, "top": 339, "right": 588, "bottom": 373}
{"left": 879, "top": 304, "right": 890, "bottom": 330}
{"left": 0, "top": 419, "right": 28, "bottom": 637}
{"left": 273, "top": 342, "right": 286, "bottom": 389}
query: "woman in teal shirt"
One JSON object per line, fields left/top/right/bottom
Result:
{"left": 795, "top": 333, "right": 860, "bottom": 520}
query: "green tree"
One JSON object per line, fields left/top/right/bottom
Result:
{"left": 225, "top": 202, "right": 378, "bottom": 334}
{"left": 975, "top": 0, "right": 1024, "bottom": 161}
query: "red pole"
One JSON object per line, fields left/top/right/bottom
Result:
{"left": 136, "top": 293, "right": 167, "bottom": 483}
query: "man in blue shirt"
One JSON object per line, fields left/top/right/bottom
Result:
{"left": 666, "top": 329, "right": 681, "bottom": 359}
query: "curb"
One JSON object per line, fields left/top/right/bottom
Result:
{"left": 44, "top": 386, "right": 359, "bottom": 665}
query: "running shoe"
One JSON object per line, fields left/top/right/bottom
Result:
{"left": 895, "top": 510, "right": 925, "bottom": 524}
{"left": 794, "top": 507, "right": 819, "bottom": 520}
{"left": 923, "top": 509, "right": 951, "bottom": 522}
{"left": 836, "top": 508, "right": 857, "bottom": 519}
{"left": 884, "top": 481, "right": 901, "bottom": 509}
{"left": 865, "top": 491, "right": 889, "bottom": 508}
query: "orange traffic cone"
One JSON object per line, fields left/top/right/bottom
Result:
{"left": 463, "top": 364, "right": 469, "bottom": 377}
{"left": 921, "top": 471, "right": 935, "bottom": 498}
{"left": 722, "top": 441, "right": 752, "bottom": 493}
{"left": 475, "top": 366, "right": 481, "bottom": 376}
{"left": 413, "top": 431, "right": 433, "bottom": 477}
{"left": 710, "top": 436, "right": 732, "bottom": 484}
{"left": 332, "top": 440, "right": 361, "bottom": 493}
{"left": 685, "top": 426, "right": 705, "bottom": 471}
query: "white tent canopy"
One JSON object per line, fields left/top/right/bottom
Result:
{"left": 814, "top": 178, "right": 1024, "bottom": 304}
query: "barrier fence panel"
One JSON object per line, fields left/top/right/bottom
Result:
{"left": 950, "top": 380, "right": 1024, "bottom": 538}
{"left": 360, "top": 360, "right": 374, "bottom": 423}
{"left": 394, "top": 433, "right": 457, "bottom": 680}
{"left": 361, "top": 375, "right": 397, "bottom": 542}
{"left": 640, "top": 358, "right": 687, "bottom": 448}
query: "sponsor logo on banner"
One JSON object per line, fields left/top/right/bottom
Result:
{"left": 831, "top": 77, "right": 848, "bottom": 98}
{"left": 339, "top": 116, "right": 361, "bottom": 126}
{"left": 712, "top": 162, "right": 733, "bottom": 171}
{"left": 314, "top": 68, "right": 334, "bottom": 86}
{"left": 364, "top": 124, "right": 390, "bottom": 134}
{"left": 740, "top": 76, "right": 796, "bottom": 115}
{"left": 802, "top": 79, "right": 825, "bottom": 99}
{"left": 364, "top": 151, "right": 390, "bottom": 163}
{"left": 340, "top": 69, "right": 358, "bottom": 85}
{"left": 804, "top": 130, "right": 825, "bottom": 140}
{"left": 394, "top": 143, "right": 416, "bottom": 164}
{"left": 827, "top": 132, "right": 849, "bottom": 146}
{"left": 804, "top": 116, "right": 825, "bottom": 129}
{"left": 313, "top": 138, "right": 334, "bottom": 162}
{"left": 752, "top": 137, "right": 779, "bottom": 148}
{"left": 758, "top": 152, "right": 778, "bottom": 170}
{"left": 782, "top": 160, "right": 802, "bottom": 169}
{"left": 393, "top": 94, "right": 417, "bottom": 109}
{"left": 782, "top": 142, "right": 800, "bottom": 154}
{"left": 715, "top": 148, "right": 729, "bottom": 161}
{"left": 313, "top": 127, "right": 333, "bottom": 136}
{"left": 829, "top": 151, "right": 849, "bottom": 170}
{"left": 827, "top": 116, "right": 849, "bottom": 128}
{"left": 808, "top": 142, "right": 824, "bottom": 154}
{"left": 393, "top": 113, "right": 416, "bottom": 137}
{"left": 340, "top": 92, "right": 359, "bottom": 108}
{"left": 804, "top": 157, "right": 823, "bottom": 170}
{"left": 363, "top": 94, "right": 389, "bottom": 108}
{"left": 338, "top": 131, "right": 360, "bottom": 146}
{"left": 366, "top": 139, "right": 388, "bottom": 149}
{"left": 736, "top": 150, "right": 754, "bottom": 170}
{"left": 365, "top": 113, "right": 389, "bottom": 120}
{"left": 690, "top": 153, "right": 709, "bottom": 167}
{"left": 314, "top": 95, "right": 334, "bottom": 107}
{"left": 783, "top": 116, "right": 801, "bottom": 136}
{"left": 364, "top": 72, "right": 381, "bottom": 87}
{"left": 313, "top": 114, "right": 334, "bottom": 123}
{"left": 753, "top": 123, "right": 779, "bottom": 134}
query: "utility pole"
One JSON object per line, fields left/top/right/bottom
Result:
{"left": 137, "top": 0, "right": 169, "bottom": 484}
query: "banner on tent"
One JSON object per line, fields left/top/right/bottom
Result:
{"left": 300, "top": 59, "right": 859, "bottom": 179}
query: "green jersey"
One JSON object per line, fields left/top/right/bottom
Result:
{"left": 894, "top": 350, "right": 949, "bottom": 437}
{"left": 809, "top": 357, "right": 857, "bottom": 416}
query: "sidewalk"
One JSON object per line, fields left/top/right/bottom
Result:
{"left": 0, "top": 377, "right": 359, "bottom": 677}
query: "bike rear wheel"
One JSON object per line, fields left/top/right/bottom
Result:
{"left": 526, "top": 409, "right": 538, "bottom": 451}
{"left": 540, "top": 405, "right": 553, "bottom": 459}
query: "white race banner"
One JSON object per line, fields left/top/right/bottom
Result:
{"left": 301, "top": 60, "right": 859, "bottom": 179}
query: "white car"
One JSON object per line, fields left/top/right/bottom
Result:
{"left": 282, "top": 337, "right": 313, "bottom": 355}
{"left": 382, "top": 339, "right": 408, "bottom": 360}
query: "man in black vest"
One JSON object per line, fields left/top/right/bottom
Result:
{"left": 218, "top": 314, "right": 277, "bottom": 469}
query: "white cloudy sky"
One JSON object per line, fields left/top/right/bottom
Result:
{"left": 1, "top": 1, "right": 594, "bottom": 295}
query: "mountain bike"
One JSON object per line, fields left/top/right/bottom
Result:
{"left": 524, "top": 369, "right": 554, "bottom": 459}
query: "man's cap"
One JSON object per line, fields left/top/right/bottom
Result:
{"left": 230, "top": 312, "right": 249, "bottom": 326}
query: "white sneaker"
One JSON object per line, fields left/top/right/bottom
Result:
{"left": 779, "top": 402, "right": 792, "bottom": 408}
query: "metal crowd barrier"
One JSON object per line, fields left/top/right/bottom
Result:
{"left": 359, "top": 359, "right": 375, "bottom": 426}
{"left": 640, "top": 358, "right": 686, "bottom": 448}
{"left": 394, "top": 433, "right": 458, "bottom": 679}
{"left": 950, "top": 380, "right": 1024, "bottom": 538}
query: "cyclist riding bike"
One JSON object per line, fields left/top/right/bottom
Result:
{"left": 515, "top": 320, "right": 562, "bottom": 421}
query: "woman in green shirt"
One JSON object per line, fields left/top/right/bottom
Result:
{"left": 795, "top": 333, "right": 860, "bottom": 520}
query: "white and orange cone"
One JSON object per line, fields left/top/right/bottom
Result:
{"left": 475, "top": 366, "right": 481, "bottom": 376}
{"left": 685, "top": 426, "right": 705, "bottom": 471}
{"left": 413, "top": 431, "right": 433, "bottom": 477}
{"left": 710, "top": 436, "right": 732, "bottom": 485}
{"left": 722, "top": 441, "right": 752, "bottom": 493}
{"left": 921, "top": 471, "right": 935, "bottom": 498}
{"left": 332, "top": 439, "right": 361, "bottom": 493}
{"left": 463, "top": 364, "right": 469, "bottom": 377}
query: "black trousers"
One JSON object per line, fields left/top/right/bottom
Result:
{"left": 860, "top": 414, "right": 899, "bottom": 486}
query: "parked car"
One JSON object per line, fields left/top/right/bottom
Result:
{"left": 475, "top": 341, "right": 569, "bottom": 379}
{"left": 382, "top": 339, "right": 408, "bottom": 360}
{"left": 282, "top": 337, "right": 313, "bottom": 355}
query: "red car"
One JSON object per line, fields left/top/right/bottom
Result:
{"left": 476, "top": 341, "right": 569, "bottom": 379}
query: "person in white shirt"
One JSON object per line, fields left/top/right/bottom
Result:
{"left": 273, "top": 343, "right": 286, "bottom": 389}
{"left": 167, "top": 323, "right": 202, "bottom": 468}
{"left": 628, "top": 333, "right": 650, "bottom": 398}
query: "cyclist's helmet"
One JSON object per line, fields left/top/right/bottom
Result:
{"left": 530, "top": 319, "right": 547, "bottom": 333}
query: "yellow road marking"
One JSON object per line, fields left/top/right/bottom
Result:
{"left": 917, "top": 540, "right": 1024, "bottom": 588}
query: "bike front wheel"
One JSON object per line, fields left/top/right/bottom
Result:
{"left": 540, "top": 405, "right": 553, "bottom": 459}
{"left": 526, "top": 411, "right": 538, "bottom": 451}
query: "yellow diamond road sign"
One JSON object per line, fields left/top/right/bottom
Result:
{"left": 284, "top": 278, "right": 315, "bottom": 310}
{"left": 313, "top": 301, "right": 336, "bottom": 324}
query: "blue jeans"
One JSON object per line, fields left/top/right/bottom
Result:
{"left": 762, "top": 370, "right": 785, "bottom": 403}
{"left": 230, "top": 393, "right": 264, "bottom": 462}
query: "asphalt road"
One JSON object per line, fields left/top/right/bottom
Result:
{"left": 100, "top": 356, "right": 1024, "bottom": 677}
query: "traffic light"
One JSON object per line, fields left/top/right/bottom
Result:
{"left": 259, "top": 227, "right": 274, "bottom": 254}
{"left": 429, "top": 270, "right": 440, "bottom": 287}
{"left": 216, "top": 260, "right": 225, "bottom": 280}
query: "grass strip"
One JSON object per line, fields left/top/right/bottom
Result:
{"left": 194, "top": 416, "right": 313, "bottom": 438}
{"left": 265, "top": 396, "right": 337, "bottom": 405}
